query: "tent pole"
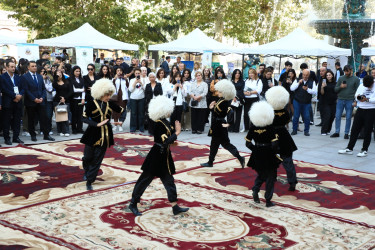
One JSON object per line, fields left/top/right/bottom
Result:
{"left": 242, "top": 54, "right": 245, "bottom": 71}
{"left": 189, "top": 53, "right": 191, "bottom": 61}
{"left": 316, "top": 57, "right": 319, "bottom": 73}
{"left": 278, "top": 55, "right": 282, "bottom": 74}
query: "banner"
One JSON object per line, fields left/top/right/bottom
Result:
{"left": 16, "top": 43, "right": 39, "bottom": 61}
{"left": 76, "top": 46, "right": 93, "bottom": 75}
{"left": 202, "top": 50, "right": 213, "bottom": 69}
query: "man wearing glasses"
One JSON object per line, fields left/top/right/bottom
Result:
{"left": 95, "top": 53, "right": 106, "bottom": 65}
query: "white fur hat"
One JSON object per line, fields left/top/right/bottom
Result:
{"left": 249, "top": 101, "right": 274, "bottom": 127}
{"left": 149, "top": 95, "right": 175, "bottom": 122}
{"left": 91, "top": 78, "right": 116, "bottom": 100}
{"left": 214, "top": 79, "right": 236, "bottom": 100}
{"left": 265, "top": 86, "right": 290, "bottom": 110}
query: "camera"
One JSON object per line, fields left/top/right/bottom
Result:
{"left": 357, "top": 95, "right": 366, "bottom": 101}
{"left": 43, "top": 71, "right": 47, "bottom": 75}
{"left": 136, "top": 75, "right": 140, "bottom": 80}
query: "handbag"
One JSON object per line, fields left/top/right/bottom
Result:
{"left": 110, "top": 81, "right": 120, "bottom": 101}
{"left": 55, "top": 103, "right": 68, "bottom": 113}
{"left": 183, "top": 101, "right": 189, "bottom": 112}
{"left": 191, "top": 100, "right": 198, "bottom": 107}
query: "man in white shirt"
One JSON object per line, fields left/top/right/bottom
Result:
{"left": 290, "top": 69, "right": 317, "bottom": 136}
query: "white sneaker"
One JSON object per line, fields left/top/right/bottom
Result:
{"left": 113, "top": 126, "right": 117, "bottom": 132}
{"left": 321, "top": 133, "right": 327, "bottom": 136}
{"left": 40, "top": 132, "right": 43, "bottom": 135}
{"left": 118, "top": 126, "right": 123, "bottom": 132}
{"left": 357, "top": 150, "right": 368, "bottom": 157}
{"left": 338, "top": 148, "right": 353, "bottom": 155}
{"left": 49, "top": 131, "right": 53, "bottom": 135}
{"left": 64, "top": 133, "right": 70, "bottom": 137}
{"left": 60, "top": 133, "right": 64, "bottom": 137}
{"left": 240, "top": 128, "right": 245, "bottom": 133}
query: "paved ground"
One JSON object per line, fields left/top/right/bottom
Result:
{"left": 2, "top": 114, "right": 374, "bottom": 174}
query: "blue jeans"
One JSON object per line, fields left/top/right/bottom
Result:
{"left": 292, "top": 99, "right": 311, "bottom": 132}
{"left": 335, "top": 99, "right": 353, "bottom": 135}
{"left": 130, "top": 98, "right": 145, "bottom": 132}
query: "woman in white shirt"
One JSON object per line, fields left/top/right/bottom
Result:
{"left": 156, "top": 68, "right": 172, "bottom": 98}
{"left": 112, "top": 67, "right": 129, "bottom": 132}
{"left": 181, "top": 69, "right": 192, "bottom": 131}
{"left": 129, "top": 68, "right": 146, "bottom": 133}
{"left": 243, "top": 68, "right": 262, "bottom": 131}
{"left": 140, "top": 66, "right": 149, "bottom": 86}
{"left": 191, "top": 62, "right": 201, "bottom": 81}
{"left": 190, "top": 71, "right": 208, "bottom": 134}
{"left": 170, "top": 73, "right": 187, "bottom": 128}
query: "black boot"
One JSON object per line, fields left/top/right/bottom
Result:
{"left": 253, "top": 192, "right": 260, "bottom": 203}
{"left": 288, "top": 183, "right": 296, "bottom": 191}
{"left": 172, "top": 204, "right": 189, "bottom": 215}
{"left": 239, "top": 156, "right": 245, "bottom": 169}
{"left": 129, "top": 202, "right": 142, "bottom": 216}
{"left": 200, "top": 162, "right": 213, "bottom": 167}
{"left": 86, "top": 182, "right": 93, "bottom": 191}
{"left": 266, "top": 200, "right": 275, "bottom": 207}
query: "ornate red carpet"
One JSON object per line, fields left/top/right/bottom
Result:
{"left": 0, "top": 133, "right": 374, "bottom": 249}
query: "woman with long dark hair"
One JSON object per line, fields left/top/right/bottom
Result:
{"left": 112, "top": 67, "right": 129, "bottom": 132}
{"left": 141, "top": 59, "right": 151, "bottom": 76}
{"left": 97, "top": 65, "right": 112, "bottom": 80}
{"left": 318, "top": 69, "right": 337, "bottom": 135}
{"left": 190, "top": 71, "right": 208, "bottom": 134}
{"left": 261, "top": 68, "right": 276, "bottom": 97}
{"left": 243, "top": 68, "right": 262, "bottom": 131}
{"left": 157, "top": 68, "right": 172, "bottom": 98}
{"left": 229, "top": 69, "right": 245, "bottom": 133}
{"left": 181, "top": 69, "right": 192, "bottom": 131}
{"left": 282, "top": 69, "right": 297, "bottom": 118}
{"left": 210, "top": 67, "right": 226, "bottom": 103}
{"left": 83, "top": 63, "right": 97, "bottom": 103}
{"left": 168, "top": 65, "right": 179, "bottom": 83}
{"left": 170, "top": 72, "right": 186, "bottom": 128}
{"left": 53, "top": 69, "right": 73, "bottom": 136}
{"left": 69, "top": 65, "right": 85, "bottom": 134}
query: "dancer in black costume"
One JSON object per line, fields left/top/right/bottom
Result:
{"left": 129, "top": 95, "right": 189, "bottom": 216}
{"left": 245, "top": 101, "right": 282, "bottom": 207}
{"left": 201, "top": 79, "right": 245, "bottom": 168}
{"left": 265, "top": 86, "right": 298, "bottom": 191}
{"left": 81, "top": 79, "right": 126, "bottom": 190}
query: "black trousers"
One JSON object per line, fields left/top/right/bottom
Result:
{"left": 191, "top": 108, "right": 206, "bottom": 132}
{"left": 70, "top": 99, "right": 84, "bottom": 132}
{"left": 26, "top": 104, "right": 49, "bottom": 137}
{"left": 170, "top": 105, "right": 183, "bottom": 128}
{"left": 209, "top": 136, "right": 241, "bottom": 163}
{"left": 347, "top": 108, "right": 375, "bottom": 151}
{"left": 320, "top": 103, "right": 336, "bottom": 134}
{"left": 131, "top": 172, "right": 177, "bottom": 204}
{"left": 2, "top": 103, "right": 22, "bottom": 140}
{"left": 252, "top": 169, "right": 277, "bottom": 201}
{"left": 229, "top": 105, "right": 243, "bottom": 132}
{"left": 280, "top": 155, "right": 297, "bottom": 184}
{"left": 82, "top": 145, "right": 107, "bottom": 184}
{"left": 243, "top": 98, "right": 259, "bottom": 130}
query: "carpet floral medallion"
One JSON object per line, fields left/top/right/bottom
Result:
{"left": 29, "top": 133, "right": 239, "bottom": 173}
{"left": 0, "top": 146, "right": 139, "bottom": 212}
{"left": 1, "top": 181, "right": 374, "bottom": 249}
{"left": 174, "top": 158, "right": 375, "bottom": 227}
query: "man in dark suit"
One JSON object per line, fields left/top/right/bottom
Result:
{"left": 335, "top": 62, "right": 344, "bottom": 82}
{"left": 20, "top": 61, "right": 55, "bottom": 142}
{"left": 298, "top": 63, "right": 318, "bottom": 83}
{"left": 1, "top": 60, "right": 24, "bottom": 145}
{"left": 161, "top": 56, "right": 170, "bottom": 77}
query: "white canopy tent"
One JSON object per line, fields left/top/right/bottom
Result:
{"left": 35, "top": 23, "right": 138, "bottom": 50}
{"left": 0, "top": 34, "right": 26, "bottom": 45}
{"left": 240, "top": 28, "right": 351, "bottom": 57}
{"left": 148, "top": 28, "right": 238, "bottom": 54}
{"left": 362, "top": 47, "right": 375, "bottom": 56}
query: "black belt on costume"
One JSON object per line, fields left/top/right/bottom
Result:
{"left": 255, "top": 142, "right": 272, "bottom": 147}
{"left": 274, "top": 125, "right": 286, "bottom": 129}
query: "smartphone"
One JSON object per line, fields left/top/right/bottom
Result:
{"left": 177, "top": 80, "right": 180, "bottom": 84}
{"left": 136, "top": 75, "right": 140, "bottom": 80}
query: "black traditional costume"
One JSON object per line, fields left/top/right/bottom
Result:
{"left": 130, "top": 118, "right": 188, "bottom": 216}
{"left": 81, "top": 99, "right": 125, "bottom": 189}
{"left": 202, "top": 97, "right": 244, "bottom": 167}
{"left": 272, "top": 108, "right": 298, "bottom": 190}
{"left": 245, "top": 125, "right": 282, "bottom": 206}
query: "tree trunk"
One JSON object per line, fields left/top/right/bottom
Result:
{"left": 214, "top": 11, "right": 224, "bottom": 42}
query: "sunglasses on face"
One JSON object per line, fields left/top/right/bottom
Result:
{"left": 87, "top": 68, "right": 94, "bottom": 71}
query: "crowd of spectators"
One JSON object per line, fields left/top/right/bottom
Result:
{"left": 1, "top": 53, "right": 374, "bottom": 157}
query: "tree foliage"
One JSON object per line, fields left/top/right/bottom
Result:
{"left": 2, "top": 0, "right": 312, "bottom": 52}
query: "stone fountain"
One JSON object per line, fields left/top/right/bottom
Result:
{"left": 313, "top": 0, "right": 375, "bottom": 70}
